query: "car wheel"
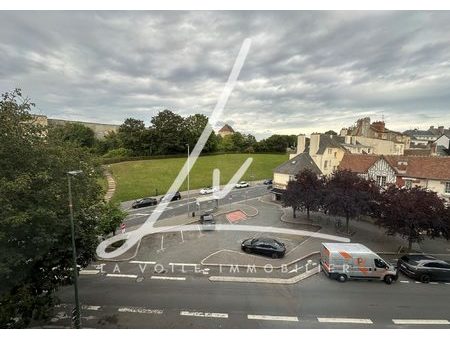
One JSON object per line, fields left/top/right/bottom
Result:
{"left": 337, "top": 274, "right": 347, "bottom": 283}
{"left": 420, "top": 274, "right": 431, "bottom": 283}
{"left": 244, "top": 247, "right": 251, "bottom": 253}
{"left": 384, "top": 275, "right": 394, "bottom": 285}
{"left": 272, "top": 253, "right": 279, "bottom": 259}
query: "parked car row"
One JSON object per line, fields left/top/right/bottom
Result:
{"left": 132, "top": 191, "right": 181, "bottom": 209}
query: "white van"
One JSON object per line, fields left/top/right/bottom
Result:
{"left": 320, "top": 243, "right": 398, "bottom": 284}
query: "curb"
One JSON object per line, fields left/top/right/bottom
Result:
{"left": 209, "top": 266, "right": 320, "bottom": 284}
{"left": 103, "top": 167, "right": 116, "bottom": 202}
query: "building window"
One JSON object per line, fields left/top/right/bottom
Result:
{"left": 289, "top": 175, "right": 295, "bottom": 181}
{"left": 334, "top": 152, "right": 337, "bottom": 158}
{"left": 328, "top": 149, "right": 332, "bottom": 154}
{"left": 324, "top": 160, "right": 328, "bottom": 169}
{"left": 445, "top": 182, "right": 450, "bottom": 194}
{"left": 405, "top": 180, "right": 412, "bottom": 189}
{"left": 376, "top": 175, "right": 387, "bottom": 187}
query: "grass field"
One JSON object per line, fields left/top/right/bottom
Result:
{"left": 109, "top": 153, "right": 288, "bottom": 202}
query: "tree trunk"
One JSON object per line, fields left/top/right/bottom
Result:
{"left": 345, "top": 212, "right": 350, "bottom": 234}
{"left": 306, "top": 207, "right": 310, "bottom": 220}
{"left": 293, "top": 207, "right": 296, "bottom": 218}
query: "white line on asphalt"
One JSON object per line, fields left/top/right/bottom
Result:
{"left": 150, "top": 276, "right": 186, "bottom": 281}
{"left": 82, "top": 305, "right": 101, "bottom": 311}
{"left": 130, "top": 261, "right": 156, "bottom": 265}
{"left": 180, "top": 311, "right": 228, "bottom": 318}
{"left": 247, "top": 314, "right": 299, "bottom": 322}
{"left": 446, "top": 283, "right": 450, "bottom": 285}
{"left": 80, "top": 270, "right": 100, "bottom": 275}
{"left": 393, "top": 319, "right": 450, "bottom": 325}
{"left": 415, "top": 281, "right": 421, "bottom": 284}
{"left": 169, "top": 263, "right": 199, "bottom": 267}
{"left": 317, "top": 318, "right": 373, "bottom": 324}
{"left": 400, "top": 280, "right": 410, "bottom": 283}
{"left": 429, "top": 282, "right": 438, "bottom": 285}
{"left": 118, "top": 307, "right": 163, "bottom": 315}
{"left": 106, "top": 273, "right": 138, "bottom": 278}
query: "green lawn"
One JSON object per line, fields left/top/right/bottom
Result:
{"left": 110, "top": 153, "right": 288, "bottom": 202}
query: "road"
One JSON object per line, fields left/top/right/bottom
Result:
{"left": 123, "top": 184, "right": 271, "bottom": 227}
{"left": 50, "top": 269, "right": 450, "bottom": 328}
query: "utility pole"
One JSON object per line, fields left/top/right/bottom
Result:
{"left": 186, "top": 143, "right": 190, "bottom": 217}
{"left": 67, "top": 170, "right": 83, "bottom": 329}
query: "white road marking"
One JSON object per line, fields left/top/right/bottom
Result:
{"left": 80, "top": 270, "right": 100, "bottom": 275}
{"left": 106, "top": 273, "right": 138, "bottom": 278}
{"left": 169, "top": 263, "right": 199, "bottom": 267}
{"left": 130, "top": 261, "right": 156, "bottom": 265}
{"left": 429, "top": 282, "right": 438, "bottom": 285}
{"left": 247, "top": 314, "right": 298, "bottom": 322}
{"left": 150, "top": 276, "right": 186, "bottom": 281}
{"left": 446, "top": 283, "right": 450, "bottom": 285}
{"left": 180, "top": 311, "right": 228, "bottom": 318}
{"left": 400, "top": 280, "right": 410, "bottom": 283}
{"left": 82, "top": 305, "right": 101, "bottom": 311}
{"left": 317, "top": 317, "right": 373, "bottom": 324}
{"left": 118, "top": 307, "right": 163, "bottom": 315}
{"left": 393, "top": 319, "right": 450, "bottom": 325}
{"left": 415, "top": 281, "right": 421, "bottom": 284}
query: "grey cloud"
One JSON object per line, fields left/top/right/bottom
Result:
{"left": 1, "top": 11, "right": 450, "bottom": 138}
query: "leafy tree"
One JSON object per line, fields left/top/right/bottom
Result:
{"left": 323, "top": 170, "right": 380, "bottom": 233}
{"left": 0, "top": 89, "right": 105, "bottom": 327}
{"left": 377, "top": 186, "right": 449, "bottom": 251}
{"left": 257, "top": 134, "right": 296, "bottom": 153}
{"left": 117, "top": 118, "right": 147, "bottom": 155}
{"left": 48, "top": 122, "right": 96, "bottom": 148}
{"left": 183, "top": 114, "right": 218, "bottom": 153}
{"left": 324, "top": 130, "right": 337, "bottom": 136}
{"left": 151, "top": 110, "right": 186, "bottom": 154}
{"left": 293, "top": 169, "right": 323, "bottom": 219}
{"left": 282, "top": 179, "right": 302, "bottom": 218}
{"left": 98, "top": 202, "right": 127, "bottom": 236}
{"left": 95, "top": 130, "right": 122, "bottom": 155}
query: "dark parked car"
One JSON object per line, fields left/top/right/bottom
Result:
{"left": 263, "top": 179, "right": 273, "bottom": 185}
{"left": 241, "top": 237, "right": 286, "bottom": 258}
{"left": 397, "top": 254, "right": 450, "bottom": 283}
{"left": 132, "top": 197, "right": 158, "bottom": 209}
{"left": 200, "top": 213, "right": 216, "bottom": 231}
{"left": 160, "top": 191, "right": 181, "bottom": 203}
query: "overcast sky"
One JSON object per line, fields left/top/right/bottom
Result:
{"left": 1, "top": 11, "right": 450, "bottom": 139}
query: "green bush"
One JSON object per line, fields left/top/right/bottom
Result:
{"left": 103, "top": 147, "right": 130, "bottom": 158}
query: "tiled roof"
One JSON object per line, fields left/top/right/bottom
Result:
{"left": 384, "top": 155, "right": 450, "bottom": 181}
{"left": 274, "top": 152, "right": 322, "bottom": 175}
{"left": 338, "top": 154, "right": 380, "bottom": 173}
{"left": 218, "top": 124, "right": 235, "bottom": 133}
{"left": 316, "top": 135, "right": 345, "bottom": 154}
{"left": 339, "top": 153, "right": 450, "bottom": 180}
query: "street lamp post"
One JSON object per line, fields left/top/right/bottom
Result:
{"left": 67, "top": 170, "right": 83, "bottom": 329}
{"left": 186, "top": 144, "right": 190, "bottom": 217}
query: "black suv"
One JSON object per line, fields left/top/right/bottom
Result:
{"left": 397, "top": 254, "right": 450, "bottom": 283}
{"left": 160, "top": 191, "right": 181, "bottom": 203}
{"left": 132, "top": 197, "right": 158, "bottom": 209}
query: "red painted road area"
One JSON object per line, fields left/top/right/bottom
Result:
{"left": 226, "top": 210, "right": 247, "bottom": 223}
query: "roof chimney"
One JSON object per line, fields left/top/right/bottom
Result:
{"left": 309, "top": 133, "right": 320, "bottom": 155}
{"left": 297, "top": 134, "right": 306, "bottom": 154}
{"left": 438, "top": 126, "right": 444, "bottom": 134}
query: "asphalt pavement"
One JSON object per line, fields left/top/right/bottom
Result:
{"left": 48, "top": 268, "right": 450, "bottom": 328}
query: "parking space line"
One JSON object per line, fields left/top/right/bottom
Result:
{"left": 130, "top": 261, "right": 156, "bottom": 265}
{"left": 118, "top": 307, "right": 163, "bottom": 315}
{"left": 393, "top": 319, "right": 450, "bottom": 325}
{"left": 80, "top": 270, "right": 100, "bottom": 275}
{"left": 150, "top": 276, "right": 186, "bottom": 281}
{"left": 106, "top": 273, "right": 138, "bottom": 278}
{"left": 82, "top": 305, "right": 101, "bottom": 311}
{"left": 399, "top": 280, "right": 409, "bottom": 283}
{"left": 169, "top": 263, "right": 199, "bottom": 267}
{"left": 317, "top": 317, "right": 373, "bottom": 324}
{"left": 247, "top": 314, "right": 298, "bottom": 322}
{"left": 429, "top": 282, "right": 438, "bottom": 285}
{"left": 180, "top": 311, "right": 228, "bottom": 318}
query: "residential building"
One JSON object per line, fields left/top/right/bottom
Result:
{"left": 404, "top": 125, "right": 450, "bottom": 146}
{"left": 339, "top": 153, "right": 450, "bottom": 201}
{"left": 218, "top": 124, "right": 235, "bottom": 137}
